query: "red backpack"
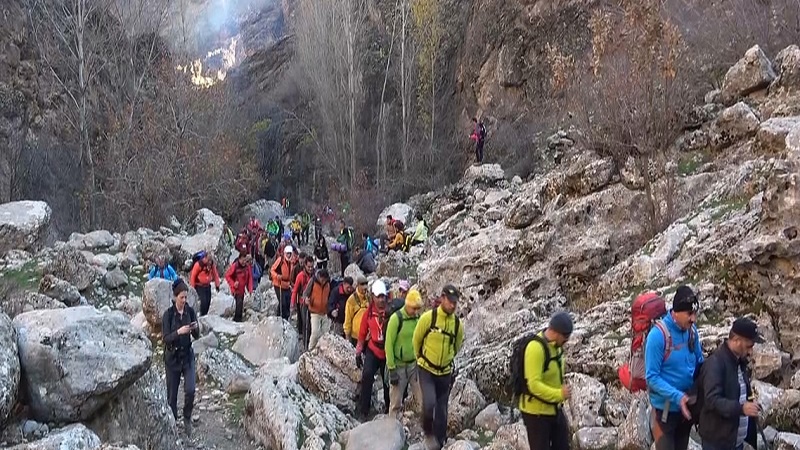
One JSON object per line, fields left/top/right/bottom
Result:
{"left": 618, "top": 292, "right": 667, "bottom": 392}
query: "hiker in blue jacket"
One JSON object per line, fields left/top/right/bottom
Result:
{"left": 645, "top": 285, "right": 704, "bottom": 450}
{"left": 149, "top": 255, "right": 178, "bottom": 282}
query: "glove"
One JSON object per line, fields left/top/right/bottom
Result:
{"left": 389, "top": 369, "right": 399, "bottom": 386}
{"left": 355, "top": 353, "right": 363, "bottom": 369}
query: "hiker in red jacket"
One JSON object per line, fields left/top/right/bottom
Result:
{"left": 355, "top": 280, "right": 391, "bottom": 419}
{"left": 292, "top": 256, "right": 315, "bottom": 348}
{"left": 469, "top": 117, "right": 486, "bottom": 164}
{"left": 224, "top": 252, "right": 253, "bottom": 322}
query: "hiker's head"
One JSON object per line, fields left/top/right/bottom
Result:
{"left": 156, "top": 255, "right": 166, "bottom": 268}
{"left": 404, "top": 289, "right": 423, "bottom": 317}
{"left": 237, "top": 252, "right": 247, "bottom": 264}
{"left": 317, "top": 235, "right": 325, "bottom": 246}
{"left": 356, "top": 275, "right": 368, "bottom": 295}
{"left": 371, "top": 280, "right": 387, "bottom": 308}
{"left": 284, "top": 246, "right": 294, "bottom": 259}
{"left": 398, "top": 280, "right": 410, "bottom": 297}
{"left": 172, "top": 279, "right": 189, "bottom": 308}
{"left": 671, "top": 286, "right": 699, "bottom": 330}
{"left": 416, "top": 213, "right": 423, "bottom": 222}
{"left": 386, "top": 215, "right": 393, "bottom": 224}
{"left": 342, "top": 276, "right": 354, "bottom": 294}
{"left": 339, "top": 219, "right": 346, "bottom": 229}
{"left": 472, "top": 117, "right": 477, "bottom": 123}
{"left": 728, "top": 317, "right": 764, "bottom": 359}
{"left": 548, "top": 311, "right": 573, "bottom": 347}
{"left": 304, "top": 257, "right": 314, "bottom": 273}
{"left": 317, "top": 269, "right": 330, "bottom": 283}
{"left": 439, "top": 284, "right": 461, "bottom": 315}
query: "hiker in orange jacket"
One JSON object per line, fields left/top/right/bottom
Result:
{"left": 189, "top": 251, "right": 220, "bottom": 316}
{"left": 271, "top": 246, "right": 295, "bottom": 320}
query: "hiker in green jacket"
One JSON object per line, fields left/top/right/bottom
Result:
{"left": 385, "top": 288, "right": 424, "bottom": 418}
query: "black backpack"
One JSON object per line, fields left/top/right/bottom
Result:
{"left": 478, "top": 122, "right": 487, "bottom": 141}
{"left": 510, "top": 331, "right": 563, "bottom": 403}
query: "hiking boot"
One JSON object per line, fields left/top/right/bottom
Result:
{"left": 184, "top": 417, "right": 192, "bottom": 440}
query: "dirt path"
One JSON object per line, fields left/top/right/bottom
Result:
{"left": 177, "top": 384, "right": 260, "bottom": 450}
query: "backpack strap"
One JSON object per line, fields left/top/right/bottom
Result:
{"left": 420, "top": 308, "right": 459, "bottom": 372}
{"left": 654, "top": 321, "right": 673, "bottom": 362}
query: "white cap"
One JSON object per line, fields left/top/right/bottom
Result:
{"left": 371, "top": 280, "right": 387, "bottom": 297}
{"left": 284, "top": 245, "right": 294, "bottom": 254}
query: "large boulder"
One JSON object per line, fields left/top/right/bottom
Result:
{"left": 142, "top": 278, "right": 198, "bottom": 330}
{"left": 377, "top": 203, "right": 413, "bottom": 230}
{"left": 342, "top": 418, "right": 405, "bottom": 450}
{"left": 37, "top": 274, "right": 81, "bottom": 306}
{"left": 712, "top": 102, "right": 760, "bottom": 148}
{"left": 0, "top": 313, "right": 20, "bottom": 428}
{"left": 463, "top": 164, "right": 505, "bottom": 185}
{"left": 616, "top": 396, "right": 652, "bottom": 450}
{"left": 447, "top": 377, "right": 487, "bottom": 435}
{"left": 86, "top": 367, "right": 178, "bottom": 450}
{"left": 563, "top": 373, "right": 607, "bottom": 429}
{"left": 242, "top": 199, "right": 284, "bottom": 226}
{"left": 244, "top": 373, "right": 355, "bottom": 450}
{"left": 575, "top": 427, "right": 618, "bottom": 450}
{"left": 0, "top": 201, "right": 51, "bottom": 256}
{"left": 721, "top": 45, "right": 776, "bottom": 102}
{"left": 772, "top": 45, "right": 800, "bottom": 92}
{"left": 103, "top": 268, "right": 129, "bottom": 290}
{"left": 232, "top": 316, "right": 300, "bottom": 365}
{"left": 13, "top": 306, "right": 152, "bottom": 422}
{"left": 196, "top": 348, "right": 255, "bottom": 391}
{"left": 6, "top": 424, "right": 101, "bottom": 450}
{"left": 1, "top": 291, "right": 66, "bottom": 319}
{"left": 41, "top": 246, "right": 96, "bottom": 291}
{"left": 179, "top": 209, "right": 230, "bottom": 269}
{"left": 69, "top": 230, "right": 116, "bottom": 251}
{"left": 297, "top": 333, "right": 361, "bottom": 413}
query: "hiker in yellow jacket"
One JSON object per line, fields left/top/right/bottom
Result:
{"left": 413, "top": 285, "right": 465, "bottom": 450}
{"left": 519, "top": 311, "right": 572, "bottom": 450}
{"left": 385, "top": 288, "right": 423, "bottom": 418}
{"left": 343, "top": 275, "right": 371, "bottom": 346}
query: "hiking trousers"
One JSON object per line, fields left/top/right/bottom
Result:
{"left": 233, "top": 293, "right": 244, "bottom": 322}
{"left": 309, "top": 313, "right": 330, "bottom": 351}
{"left": 419, "top": 367, "right": 452, "bottom": 447}
{"left": 297, "top": 304, "right": 310, "bottom": 349}
{"left": 359, "top": 347, "right": 389, "bottom": 417}
{"left": 339, "top": 252, "right": 350, "bottom": 277}
{"left": 389, "top": 363, "right": 421, "bottom": 418}
{"left": 166, "top": 352, "right": 196, "bottom": 421}
{"left": 475, "top": 139, "right": 484, "bottom": 163}
{"left": 196, "top": 285, "right": 212, "bottom": 316}
{"left": 275, "top": 287, "right": 291, "bottom": 320}
{"left": 652, "top": 409, "right": 693, "bottom": 450}
{"left": 522, "top": 410, "right": 569, "bottom": 450}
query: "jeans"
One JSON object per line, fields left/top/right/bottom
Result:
{"left": 359, "top": 347, "right": 389, "bottom": 417}
{"left": 309, "top": 313, "right": 330, "bottom": 351}
{"left": 166, "top": 351, "right": 196, "bottom": 421}
{"left": 275, "top": 287, "right": 291, "bottom": 320}
{"left": 233, "top": 293, "right": 244, "bottom": 322}
{"left": 522, "top": 410, "right": 569, "bottom": 450}
{"left": 196, "top": 285, "right": 211, "bottom": 316}
{"left": 389, "top": 363, "right": 421, "bottom": 418}
{"left": 419, "top": 367, "right": 452, "bottom": 447}
{"left": 652, "top": 409, "right": 693, "bottom": 450}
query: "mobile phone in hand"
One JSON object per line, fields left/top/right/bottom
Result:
{"left": 190, "top": 322, "right": 198, "bottom": 329}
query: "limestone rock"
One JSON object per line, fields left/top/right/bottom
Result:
{"left": 721, "top": 45, "right": 776, "bottom": 102}
{"left": 474, "top": 403, "right": 510, "bottom": 432}
{"left": 575, "top": 427, "right": 618, "bottom": 450}
{"left": 41, "top": 246, "right": 96, "bottom": 291}
{"left": 377, "top": 203, "right": 413, "bottom": 230}
{"left": 6, "top": 424, "right": 101, "bottom": 450}
{"left": 713, "top": 102, "right": 760, "bottom": 147}
{"left": 463, "top": 164, "right": 505, "bottom": 185}
{"left": 104, "top": 267, "right": 129, "bottom": 290}
{"left": 617, "top": 396, "right": 652, "bottom": 450}
{"left": 37, "top": 274, "right": 80, "bottom": 306}
{"left": 242, "top": 199, "right": 284, "bottom": 226}
{"left": 1, "top": 291, "right": 66, "bottom": 319}
{"left": 564, "top": 373, "right": 606, "bottom": 430}
{"left": 492, "top": 420, "right": 528, "bottom": 450}
{"left": 142, "top": 278, "right": 198, "bottom": 330}
{"left": 776, "top": 433, "right": 800, "bottom": 450}
{"left": 0, "top": 201, "right": 51, "bottom": 256}
{"left": 198, "top": 315, "right": 251, "bottom": 336}
{"left": 179, "top": 208, "right": 230, "bottom": 270}
{"left": 756, "top": 116, "right": 800, "bottom": 153}
{"left": 448, "top": 377, "right": 487, "bottom": 434}
{"left": 0, "top": 312, "right": 20, "bottom": 428}
{"left": 342, "top": 418, "right": 404, "bottom": 450}
{"left": 298, "top": 333, "right": 361, "bottom": 413}
{"left": 13, "top": 306, "right": 152, "bottom": 422}
{"left": 197, "top": 348, "right": 254, "bottom": 391}
{"left": 232, "top": 316, "right": 300, "bottom": 365}
{"left": 191, "top": 331, "right": 219, "bottom": 354}
{"left": 771, "top": 45, "right": 800, "bottom": 92}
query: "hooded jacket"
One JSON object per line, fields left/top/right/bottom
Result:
{"left": 344, "top": 290, "right": 370, "bottom": 339}
{"left": 413, "top": 306, "right": 464, "bottom": 376}
{"left": 224, "top": 261, "right": 253, "bottom": 297}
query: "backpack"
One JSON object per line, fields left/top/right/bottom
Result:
{"left": 252, "top": 261, "right": 263, "bottom": 280}
{"left": 618, "top": 292, "right": 668, "bottom": 392}
{"left": 510, "top": 331, "right": 563, "bottom": 403}
{"left": 419, "top": 307, "right": 461, "bottom": 372}
{"left": 478, "top": 122, "right": 487, "bottom": 141}
{"left": 191, "top": 251, "right": 206, "bottom": 265}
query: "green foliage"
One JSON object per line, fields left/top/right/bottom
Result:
{"left": 0, "top": 260, "right": 41, "bottom": 292}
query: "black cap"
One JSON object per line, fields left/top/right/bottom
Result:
{"left": 549, "top": 311, "right": 574, "bottom": 336}
{"left": 731, "top": 317, "right": 765, "bottom": 343}
{"left": 442, "top": 284, "right": 461, "bottom": 302}
{"left": 672, "top": 285, "right": 699, "bottom": 313}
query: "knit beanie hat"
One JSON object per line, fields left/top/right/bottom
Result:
{"left": 549, "top": 311, "right": 574, "bottom": 336}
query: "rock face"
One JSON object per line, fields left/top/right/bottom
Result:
{"left": 232, "top": 317, "right": 300, "bottom": 365}
{"left": 297, "top": 333, "right": 362, "bottom": 413}
{"left": 87, "top": 367, "right": 178, "bottom": 450}
{"left": 721, "top": 45, "right": 776, "bottom": 102}
{"left": 377, "top": 203, "right": 413, "bottom": 230}
{"left": 37, "top": 274, "right": 81, "bottom": 306}
{"left": 244, "top": 373, "right": 355, "bottom": 450}
{"left": 7, "top": 424, "right": 101, "bottom": 450}
{"left": 13, "top": 306, "right": 152, "bottom": 422}
{"left": 142, "top": 278, "right": 198, "bottom": 329}
{"left": 242, "top": 199, "right": 284, "bottom": 226}
{"left": 343, "top": 418, "right": 405, "bottom": 450}
{"left": 41, "top": 246, "right": 96, "bottom": 291}
{"left": 180, "top": 208, "right": 230, "bottom": 269}
{"left": 0, "top": 201, "right": 51, "bottom": 256}
{"left": 0, "top": 313, "right": 20, "bottom": 428}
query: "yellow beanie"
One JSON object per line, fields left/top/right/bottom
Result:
{"left": 405, "top": 289, "right": 423, "bottom": 308}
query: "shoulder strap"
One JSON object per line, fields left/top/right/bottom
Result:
{"left": 530, "top": 333, "right": 552, "bottom": 374}
{"left": 654, "top": 321, "right": 673, "bottom": 362}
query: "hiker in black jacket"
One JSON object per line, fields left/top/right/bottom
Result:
{"left": 698, "top": 318, "right": 763, "bottom": 450}
{"left": 162, "top": 279, "right": 200, "bottom": 440}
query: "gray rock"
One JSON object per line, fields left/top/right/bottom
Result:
{"left": 771, "top": 45, "right": 800, "bottom": 92}
{"left": 81, "top": 230, "right": 116, "bottom": 250}
{"left": 6, "top": 424, "right": 101, "bottom": 450}
{"left": 92, "top": 253, "right": 118, "bottom": 269}
{"left": 463, "top": 164, "right": 505, "bottom": 185}
{"left": 179, "top": 208, "right": 230, "bottom": 270}
{"left": 298, "top": 333, "right": 361, "bottom": 413}
{"left": 37, "top": 274, "right": 81, "bottom": 306}
{"left": 241, "top": 200, "right": 284, "bottom": 227}
{"left": 197, "top": 348, "right": 254, "bottom": 391}
{"left": 0, "top": 201, "right": 51, "bottom": 256}
{"left": 198, "top": 315, "right": 251, "bottom": 336}
{"left": 721, "top": 45, "right": 776, "bottom": 102}
{"left": 474, "top": 403, "right": 509, "bottom": 432}
{"left": 776, "top": 433, "right": 800, "bottom": 450}
{"left": 377, "top": 203, "right": 413, "bottom": 231}
{"left": 0, "top": 313, "right": 20, "bottom": 428}
{"left": 791, "top": 369, "right": 800, "bottom": 390}
{"left": 575, "top": 427, "right": 618, "bottom": 450}
{"left": 104, "top": 268, "right": 129, "bottom": 290}
{"left": 564, "top": 373, "right": 607, "bottom": 429}
{"left": 207, "top": 292, "right": 235, "bottom": 317}
{"left": 41, "top": 246, "right": 96, "bottom": 291}
{"left": 142, "top": 278, "right": 197, "bottom": 329}
{"left": 252, "top": 281, "right": 278, "bottom": 313}
{"left": 192, "top": 331, "right": 219, "bottom": 354}
{"left": 617, "top": 396, "right": 652, "bottom": 450}
{"left": 712, "top": 102, "right": 760, "bottom": 148}
{"left": 87, "top": 367, "right": 178, "bottom": 450}
{"left": 13, "top": 306, "right": 152, "bottom": 422}
{"left": 756, "top": 116, "right": 800, "bottom": 153}
{"left": 447, "top": 377, "right": 487, "bottom": 435}
{"left": 1, "top": 291, "right": 66, "bottom": 319}
{"left": 492, "top": 420, "right": 528, "bottom": 450}
{"left": 343, "top": 418, "right": 405, "bottom": 450}
{"left": 232, "top": 316, "right": 300, "bottom": 365}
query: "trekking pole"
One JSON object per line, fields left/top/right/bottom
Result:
{"left": 757, "top": 421, "right": 771, "bottom": 450}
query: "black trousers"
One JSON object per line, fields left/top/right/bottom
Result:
{"left": 274, "top": 287, "right": 291, "bottom": 320}
{"left": 522, "top": 410, "right": 569, "bottom": 450}
{"left": 301, "top": 226, "right": 310, "bottom": 244}
{"left": 166, "top": 352, "right": 196, "bottom": 421}
{"left": 359, "top": 347, "right": 389, "bottom": 417}
{"left": 476, "top": 140, "right": 484, "bottom": 163}
{"left": 196, "top": 285, "right": 212, "bottom": 316}
{"left": 652, "top": 409, "right": 693, "bottom": 450}
{"left": 339, "top": 252, "right": 350, "bottom": 277}
{"left": 233, "top": 293, "right": 244, "bottom": 322}
{"left": 419, "top": 367, "right": 452, "bottom": 446}
{"left": 297, "top": 304, "right": 310, "bottom": 348}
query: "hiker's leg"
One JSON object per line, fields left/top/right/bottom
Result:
{"left": 378, "top": 357, "right": 389, "bottom": 414}
{"left": 409, "top": 364, "right": 423, "bottom": 414}
{"left": 233, "top": 294, "right": 244, "bottom": 322}
{"left": 418, "top": 368, "right": 437, "bottom": 437}
{"left": 652, "top": 409, "right": 679, "bottom": 450}
{"left": 673, "top": 416, "right": 693, "bottom": 450}
{"left": 359, "top": 348, "right": 379, "bottom": 417}
{"left": 280, "top": 290, "right": 291, "bottom": 320}
{"left": 388, "top": 367, "right": 405, "bottom": 418}
{"left": 182, "top": 356, "right": 196, "bottom": 420}
{"left": 309, "top": 313, "right": 323, "bottom": 351}
{"left": 274, "top": 286, "right": 282, "bottom": 316}
{"left": 552, "top": 408, "right": 570, "bottom": 450}
{"left": 522, "top": 412, "right": 553, "bottom": 450}
{"left": 432, "top": 372, "right": 451, "bottom": 446}
{"left": 165, "top": 364, "right": 181, "bottom": 420}
{"left": 197, "top": 286, "right": 211, "bottom": 316}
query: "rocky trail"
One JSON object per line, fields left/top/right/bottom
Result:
{"left": 4, "top": 46, "right": 800, "bottom": 450}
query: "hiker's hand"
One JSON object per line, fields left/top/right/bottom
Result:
{"left": 331, "top": 310, "right": 338, "bottom": 318}
{"left": 355, "top": 353, "right": 363, "bottom": 369}
{"left": 561, "top": 385, "right": 571, "bottom": 400}
{"left": 215, "top": 285, "right": 220, "bottom": 293}
{"left": 743, "top": 402, "right": 761, "bottom": 417}
{"left": 389, "top": 370, "right": 399, "bottom": 386}
{"left": 680, "top": 395, "right": 692, "bottom": 420}
{"left": 177, "top": 325, "right": 192, "bottom": 335}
